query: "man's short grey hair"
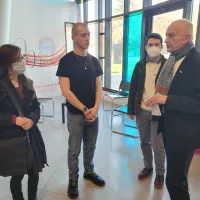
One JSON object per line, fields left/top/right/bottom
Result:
{"left": 170, "top": 19, "right": 193, "bottom": 38}
{"left": 72, "top": 22, "right": 88, "bottom": 35}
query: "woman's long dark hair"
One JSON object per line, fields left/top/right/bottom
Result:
{"left": 0, "top": 44, "right": 21, "bottom": 78}
{"left": 0, "top": 44, "right": 28, "bottom": 90}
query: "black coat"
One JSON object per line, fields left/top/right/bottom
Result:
{"left": 0, "top": 75, "right": 47, "bottom": 173}
{"left": 128, "top": 55, "right": 167, "bottom": 116}
{"left": 162, "top": 48, "right": 200, "bottom": 151}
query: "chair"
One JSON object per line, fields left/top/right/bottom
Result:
{"left": 103, "top": 81, "right": 130, "bottom": 111}
{"left": 38, "top": 98, "right": 55, "bottom": 122}
{"left": 111, "top": 104, "right": 139, "bottom": 138}
{"left": 61, "top": 102, "right": 66, "bottom": 123}
{"left": 39, "top": 102, "right": 44, "bottom": 123}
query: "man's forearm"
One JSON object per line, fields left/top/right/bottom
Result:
{"left": 94, "top": 85, "right": 102, "bottom": 111}
{"left": 62, "top": 90, "right": 84, "bottom": 111}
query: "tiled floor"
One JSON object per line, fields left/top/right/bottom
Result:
{"left": 1, "top": 97, "right": 200, "bottom": 200}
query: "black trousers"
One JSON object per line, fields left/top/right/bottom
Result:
{"left": 166, "top": 148, "right": 194, "bottom": 200}
{"left": 10, "top": 166, "right": 39, "bottom": 200}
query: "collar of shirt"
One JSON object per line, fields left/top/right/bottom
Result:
{"left": 146, "top": 55, "right": 162, "bottom": 64}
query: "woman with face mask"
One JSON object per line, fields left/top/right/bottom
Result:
{"left": 0, "top": 44, "right": 47, "bottom": 200}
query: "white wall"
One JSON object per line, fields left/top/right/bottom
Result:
{"left": 9, "top": 0, "right": 77, "bottom": 98}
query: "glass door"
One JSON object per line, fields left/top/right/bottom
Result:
{"left": 123, "top": 11, "right": 143, "bottom": 83}
{"left": 152, "top": 9, "right": 183, "bottom": 58}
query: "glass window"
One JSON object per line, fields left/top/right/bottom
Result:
{"left": 100, "top": 58, "right": 105, "bottom": 86}
{"left": 65, "top": 23, "right": 74, "bottom": 53}
{"left": 100, "top": 35, "right": 105, "bottom": 57}
{"left": 111, "top": 17, "right": 124, "bottom": 89}
{"left": 83, "top": 1, "right": 87, "bottom": 22}
{"left": 123, "top": 12, "right": 142, "bottom": 83}
{"left": 88, "top": 22, "right": 99, "bottom": 58}
{"left": 102, "top": 0, "right": 105, "bottom": 19}
{"left": 152, "top": 0, "right": 168, "bottom": 5}
{"left": 112, "top": 0, "right": 124, "bottom": 16}
{"left": 79, "top": 3, "right": 84, "bottom": 22}
{"left": 152, "top": 9, "right": 183, "bottom": 58}
{"left": 100, "top": 21, "right": 105, "bottom": 33}
{"left": 192, "top": 0, "right": 200, "bottom": 43}
{"left": 130, "top": 0, "right": 143, "bottom": 11}
{"left": 99, "top": 21, "right": 105, "bottom": 57}
{"left": 88, "top": 0, "right": 98, "bottom": 21}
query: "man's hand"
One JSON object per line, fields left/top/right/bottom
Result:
{"left": 84, "top": 109, "right": 91, "bottom": 119}
{"left": 16, "top": 117, "right": 27, "bottom": 127}
{"left": 21, "top": 118, "right": 34, "bottom": 130}
{"left": 87, "top": 115, "right": 97, "bottom": 123}
{"left": 84, "top": 107, "right": 98, "bottom": 120}
{"left": 146, "top": 93, "right": 168, "bottom": 107}
{"left": 128, "top": 115, "right": 135, "bottom": 120}
{"left": 84, "top": 107, "right": 98, "bottom": 123}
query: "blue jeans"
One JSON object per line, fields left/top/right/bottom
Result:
{"left": 67, "top": 111, "right": 99, "bottom": 180}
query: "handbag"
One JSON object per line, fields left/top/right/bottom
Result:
{"left": 0, "top": 80, "right": 34, "bottom": 176}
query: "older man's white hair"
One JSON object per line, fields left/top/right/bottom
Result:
{"left": 170, "top": 19, "right": 193, "bottom": 39}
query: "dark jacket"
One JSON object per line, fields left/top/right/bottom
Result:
{"left": 128, "top": 55, "right": 167, "bottom": 116}
{"left": 0, "top": 75, "right": 47, "bottom": 173}
{"left": 162, "top": 48, "right": 200, "bottom": 151}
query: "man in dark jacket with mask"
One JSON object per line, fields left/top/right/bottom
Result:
{"left": 128, "top": 33, "right": 166, "bottom": 188}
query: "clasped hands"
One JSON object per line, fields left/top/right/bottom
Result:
{"left": 84, "top": 107, "right": 98, "bottom": 123}
{"left": 16, "top": 116, "right": 34, "bottom": 130}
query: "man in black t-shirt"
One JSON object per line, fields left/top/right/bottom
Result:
{"left": 56, "top": 22, "right": 105, "bottom": 199}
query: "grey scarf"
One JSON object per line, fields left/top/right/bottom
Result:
{"left": 156, "top": 41, "right": 194, "bottom": 95}
{"left": 152, "top": 41, "right": 194, "bottom": 117}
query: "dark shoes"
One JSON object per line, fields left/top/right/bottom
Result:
{"left": 13, "top": 198, "right": 24, "bottom": 200}
{"left": 154, "top": 175, "right": 164, "bottom": 189}
{"left": 138, "top": 168, "right": 164, "bottom": 189}
{"left": 12, "top": 185, "right": 37, "bottom": 200}
{"left": 67, "top": 179, "right": 79, "bottom": 199}
{"left": 83, "top": 171, "right": 105, "bottom": 186}
{"left": 67, "top": 172, "right": 105, "bottom": 199}
{"left": 28, "top": 186, "right": 38, "bottom": 200}
{"left": 138, "top": 168, "right": 153, "bottom": 180}
{"left": 12, "top": 191, "right": 24, "bottom": 200}
{"left": 13, "top": 196, "right": 24, "bottom": 200}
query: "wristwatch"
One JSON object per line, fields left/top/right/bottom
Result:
{"left": 82, "top": 106, "right": 88, "bottom": 113}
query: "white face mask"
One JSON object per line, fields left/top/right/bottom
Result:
{"left": 12, "top": 59, "right": 26, "bottom": 74}
{"left": 146, "top": 46, "right": 161, "bottom": 58}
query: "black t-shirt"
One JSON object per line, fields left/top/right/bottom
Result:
{"left": 56, "top": 51, "right": 103, "bottom": 114}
